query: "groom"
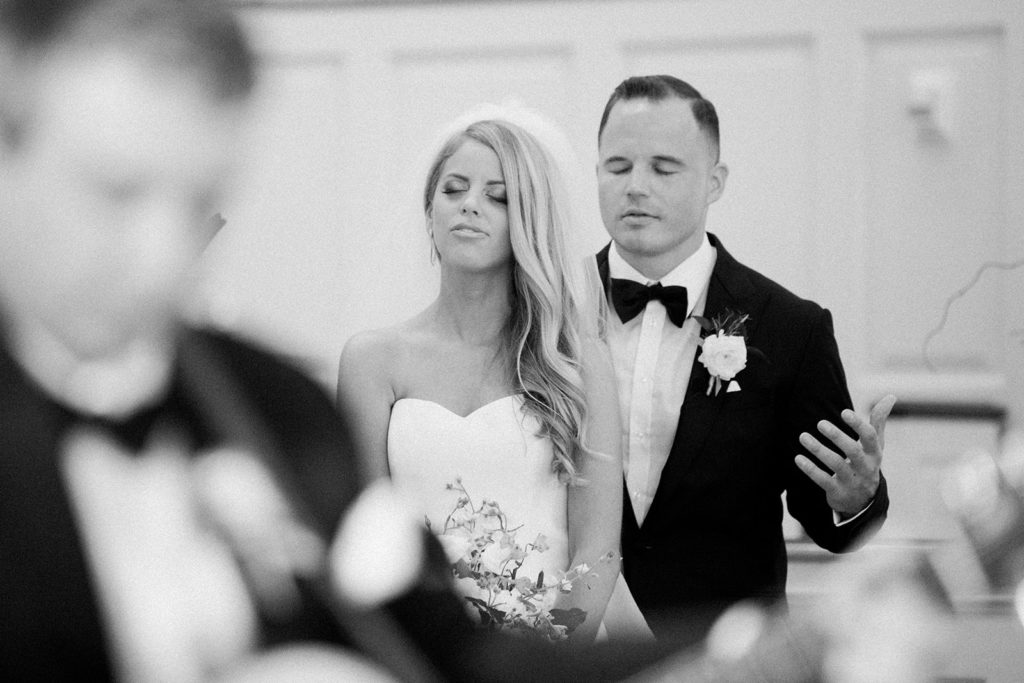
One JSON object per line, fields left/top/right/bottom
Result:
{"left": 595, "top": 75, "right": 893, "bottom": 643}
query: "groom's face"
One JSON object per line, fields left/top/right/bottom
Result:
{"left": 597, "top": 97, "right": 726, "bottom": 274}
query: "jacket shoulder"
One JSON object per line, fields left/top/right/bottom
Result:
{"left": 724, "top": 256, "right": 829, "bottom": 326}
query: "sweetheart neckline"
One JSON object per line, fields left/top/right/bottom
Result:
{"left": 392, "top": 395, "right": 521, "bottom": 420}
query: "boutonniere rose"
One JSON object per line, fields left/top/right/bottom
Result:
{"left": 694, "top": 310, "right": 750, "bottom": 396}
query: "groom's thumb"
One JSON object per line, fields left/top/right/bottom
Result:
{"left": 870, "top": 394, "right": 897, "bottom": 452}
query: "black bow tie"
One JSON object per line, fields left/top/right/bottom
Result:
{"left": 610, "top": 279, "right": 689, "bottom": 327}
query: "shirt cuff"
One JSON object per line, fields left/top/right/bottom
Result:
{"left": 833, "top": 496, "right": 874, "bottom": 527}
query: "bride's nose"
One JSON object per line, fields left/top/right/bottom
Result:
{"left": 460, "top": 194, "right": 481, "bottom": 216}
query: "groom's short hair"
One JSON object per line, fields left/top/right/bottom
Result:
{"left": 0, "top": 0, "right": 255, "bottom": 148}
{"left": 597, "top": 74, "right": 721, "bottom": 162}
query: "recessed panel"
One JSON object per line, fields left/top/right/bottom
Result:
{"left": 201, "top": 56, "right": 355, "bottom": 357}
{"left": 864, "top": 30, "right": 1005, "bottom": 373}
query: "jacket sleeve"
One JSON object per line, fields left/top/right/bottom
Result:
{"left": 781, "top": 308, "right": 889, "bottom": 552}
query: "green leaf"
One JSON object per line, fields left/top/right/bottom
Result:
{"left": 453, "top": 558, "right": 473, "bottom": 579}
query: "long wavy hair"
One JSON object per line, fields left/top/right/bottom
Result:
{"left": 423, "top": 119, "right": 596, "bottom": 481}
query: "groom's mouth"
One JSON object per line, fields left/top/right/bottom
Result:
{"left": 622, "top": 209, "right": 656, "bottom": 224}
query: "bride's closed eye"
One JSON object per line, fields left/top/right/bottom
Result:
{"left": 441, "top": 181, "right": 468, "bottom": 195}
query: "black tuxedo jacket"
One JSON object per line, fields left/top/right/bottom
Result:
{"left": 598, "top": 234, "right": 889, "bottom": 642}
{"left": 0, "top": 327, "right": 486, "bottom": 681}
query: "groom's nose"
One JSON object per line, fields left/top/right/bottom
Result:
{"left": 625, "top": 167, "right": 651, "bottom": 197}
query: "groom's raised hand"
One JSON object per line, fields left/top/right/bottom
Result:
{"left": 794, "top": 394, "right": 897, "bottom": 517}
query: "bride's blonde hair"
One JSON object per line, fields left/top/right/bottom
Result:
{"left": 423, "top": 116, "right": 602, "bottom": 481}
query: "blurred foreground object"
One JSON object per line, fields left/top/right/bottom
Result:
{"left": 628, "top": 552, "right": 953, "bottom": 682}
{"left": 944, "top": 431, "right": 1024, "bottom": 628}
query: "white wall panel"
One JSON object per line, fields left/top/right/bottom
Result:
{"left": 863, "top": 29, "right": 1005, "bottom": 374}
{"left": 200, "top": 56, "right": 357, "bottom": 365}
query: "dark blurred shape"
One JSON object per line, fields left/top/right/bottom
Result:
{"left": 211, "top": 212, "right": 227, "bottom": 233}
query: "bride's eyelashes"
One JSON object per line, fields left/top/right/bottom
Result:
{"left": 441, "top": 180, "right": 468, "bottom": 195}
{"left": 440, "top": 183, "right": 507, "bottom": 206}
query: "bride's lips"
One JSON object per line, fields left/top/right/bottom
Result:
{"left": 450, "top": 222, "right": 486, "bottom": 237}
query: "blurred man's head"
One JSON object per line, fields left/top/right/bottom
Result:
{"left": 0, "top": 0, "right": 255, "bottom": 362}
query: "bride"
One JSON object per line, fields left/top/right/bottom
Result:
{"left": 337, "top": 114, "right": 632, "bottom": 644}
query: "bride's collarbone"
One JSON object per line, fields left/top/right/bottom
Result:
{"left": 394, "top": 336, "right": 515, "bottom": 414}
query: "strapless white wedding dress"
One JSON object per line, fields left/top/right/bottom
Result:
{"left": 387, "top": 395, "right": 570, "bottom": 604}
{"left": 387, "top": 395, "right": 653, "bottom": 642}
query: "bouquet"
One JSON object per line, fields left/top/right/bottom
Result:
{"left": 430, "top": 478, "right": 589, "bottom": 642}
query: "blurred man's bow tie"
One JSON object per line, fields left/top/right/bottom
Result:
{"left": 610, "top": 279, "right": 689, "bottom": 327}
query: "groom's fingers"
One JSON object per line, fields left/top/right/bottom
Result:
{"left": 794, "top": 454, "right": 838, "bottom": 493}
{"left": 840, "top": 410, "right": 875, "bottom": 452}
{"left": 799, "top": 431, "right": 852, "bottom": 481}
{"left": 819, "top": 417, "right": 860, "bottom": 458}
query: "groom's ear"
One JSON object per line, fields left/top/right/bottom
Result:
{"left": 707, "top": 162, "right": 729, "bottom": 206}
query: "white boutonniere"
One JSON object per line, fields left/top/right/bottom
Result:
{"left": 694, "top": 310, "right": 750, "bottom": 396}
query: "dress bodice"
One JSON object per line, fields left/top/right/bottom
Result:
{"left": 387, "top": 395, "right": 570, "bottom": 594}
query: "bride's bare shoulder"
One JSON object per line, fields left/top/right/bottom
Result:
{"left": 339, "top": 315, "right": 434, "bottom": 369}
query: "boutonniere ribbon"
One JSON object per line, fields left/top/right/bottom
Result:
{"left": 694, "top": 310, "right": 750, "bottom": 396}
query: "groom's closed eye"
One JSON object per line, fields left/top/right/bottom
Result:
{"left": 603, "top": 159, "right": 631, "bottom": 174}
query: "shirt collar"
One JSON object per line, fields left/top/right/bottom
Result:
{"left": 609, "top": 233, "right": 716, "bottom": 315}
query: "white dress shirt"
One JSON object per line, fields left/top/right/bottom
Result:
{"left": 607, "top": 235, "right": 717, "bottom": 525}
